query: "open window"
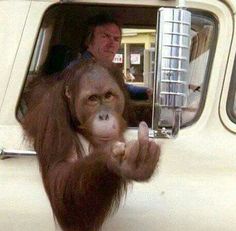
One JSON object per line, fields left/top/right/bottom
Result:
{"left": 16, "top": 3, "right": 217, "bottom": 129}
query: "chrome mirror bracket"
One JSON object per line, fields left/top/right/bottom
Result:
{"left": 152, "top": 7, "right": 191, "bottom": 138}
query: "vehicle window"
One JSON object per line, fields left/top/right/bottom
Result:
{"left": 16, "top": 3, "right": 217, "bottom": 128}
{"left": 227, "top": 56, "right": 236, "bottom": 123}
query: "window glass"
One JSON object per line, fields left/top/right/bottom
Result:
{"left": 227, "top": 57, "right": 236, "bottom": 123}
{"left": 128, "top": 44, "right": 145, "bottom": 82}
{"left": 234, "top": 96, "right": 236, "bottom": 118}
{"left": 234, "top": 96, "right": 236, "bottom": 117}
{"left": 16, "top": 4, "right": 217, "bottom": 128}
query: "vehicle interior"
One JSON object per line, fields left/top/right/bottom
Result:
{"left": 16, "top": 3, "right": 217, "bottom": 129}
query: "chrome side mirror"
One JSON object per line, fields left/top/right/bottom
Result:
{"left": 152, "top": 7, "right": 191, "bottom": 138}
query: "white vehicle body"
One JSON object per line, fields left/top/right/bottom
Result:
{"left": 1, "top": 0, "right": 236, "bottom": 230}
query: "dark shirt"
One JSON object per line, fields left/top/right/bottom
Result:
{"left": 70, "top": 51, "right": 149, "bottom": 100}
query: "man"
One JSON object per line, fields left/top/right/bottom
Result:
{"left": 83, "top": 14, "right": 121, "bottom": 64}
{"left": 73, "top": 13, "right": 152, "bottom": 100}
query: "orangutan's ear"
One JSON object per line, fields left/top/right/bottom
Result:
{"left": 65, "top": 85, "right": 71, "bottom": 99}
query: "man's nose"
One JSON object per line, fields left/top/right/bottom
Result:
{"left": 108, "top": 36, "right": 116, "bottom": 44}
{"left": 108, "top": 38, "right": 114, "bottom": 45}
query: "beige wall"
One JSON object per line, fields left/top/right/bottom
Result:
{"left": 121, "top": 30, "right": 156, "bottom": 49}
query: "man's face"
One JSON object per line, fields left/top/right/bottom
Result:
{"left": 87, "top": 23, "right": 121, "bottom": 63}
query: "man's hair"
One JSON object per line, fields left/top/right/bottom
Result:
{"left": 81, "top": 13, "right": 122, "bottom": 52}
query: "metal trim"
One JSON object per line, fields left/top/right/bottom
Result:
{"left": 0, "top": 149, "right": 36, "bottom": 160}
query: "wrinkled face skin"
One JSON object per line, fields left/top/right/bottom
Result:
{"left": 74, "top": 65, "right": 126, "bottom": 146}
{"left": 87, "top": 23, "right": 121, "bottom": 63}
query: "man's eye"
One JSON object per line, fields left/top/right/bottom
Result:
{"left": 88, "top": 95, "right": 98, "bottom": 102}
{"left": 102, "top": 33, "right": 109, "bottom": 38}
{"left": 114, "top": 37, "right": 121, "bottom": 42}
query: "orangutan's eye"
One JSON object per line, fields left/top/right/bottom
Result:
{"left": 88, "top": 95, "right": 98, "bottom": 102}
{"left": 104, "top": 91, "right": 114, "bottom": 100}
